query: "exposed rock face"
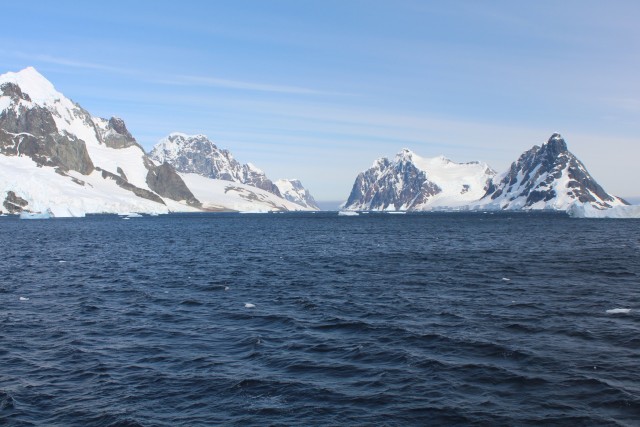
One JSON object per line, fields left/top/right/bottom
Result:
{"left": 3, "top": 191, "right": 28, "bottom": 214}
{"left": 150, "top": 133, "right": 283, "bottom": 196}
{"left": 1, "top": 82, "right": 31, "bottom": 102}
{"left": 0, "top": 105, "right": 95, "bottom": 174}
{"left": 343, "top": 149, "right": 494, "bottom": 211}
{"left": 275, "top": 179, "right": 320, "bottom": 210}
{"left": 481, "top": 133, "right": 628, "bottom": 210}
{"left": 97, "top": 117, "right": 142, "bottom": 150}
{"left": 145, "top": 160, "right": 200, "bottom": 207}
{"left": 345, "top": 157, "right": 440, "bottom": 210}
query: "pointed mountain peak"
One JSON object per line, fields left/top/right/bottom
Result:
{"left": 108, "top": 117, "right": 133, "bottom": 139}
{"left": 543, "top": 132, "right": 568, "bottom": 154}
{"left": 396, "top": 148, "right": 414, "bottom": 160}
{"left": 0, "top": 66, "right": 63, "bottom": 105}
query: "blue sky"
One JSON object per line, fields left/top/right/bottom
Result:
{"left": 2, "top": 0, "right": 639, "bottom": 201}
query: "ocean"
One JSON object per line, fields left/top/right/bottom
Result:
{"left": 1, "top": 212, "right": 639, "bottom": 426}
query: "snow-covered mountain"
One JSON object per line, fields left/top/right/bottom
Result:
{"left": 0, "top": 67, "right": 200, "bottom": 216}
{"left": 275, "top": 179, "right": 320, "bottom": 210}
{"left": 343, "top": 149, "right": 495, "bottom": 211}
{"left": 478, "top": 133, "right": 628, "bottom": 210}
{"left": 150, "top": 133, "right": 319, "bottom": 210}
{"left": 150, "top": 133, "right": 282, "bottom": 196}
{"left": 343, "top": 134, "right": 628, "bottom": 213}
{"left": 0, "top": 67, "right": 314, "bottom": 216}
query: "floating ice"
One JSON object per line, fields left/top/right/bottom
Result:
{"left": 502, "top": 277, "right": 511, "bottom": 281}
{"left": 244, "top": 303, "right": 256, "bottom": 308}
{"left": 338, "top": 211, "right": 359, "bottom": 216}
{"left": 606, "top": 308, "right": 631, "bottom": 314}
{"left": 568, "top": 203, "right": 640, "bottom": 219}
{"left": 225, "top": 286, "right": 230, "bottom": 291}
{"left": 19, "top": 210, "right": 52, "bottom": 220}
{"left": 19, "top": 297, "right": 29, "bottom": 301}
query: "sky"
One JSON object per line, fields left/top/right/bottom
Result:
{"left": 1, "top": 0, "right": 639, "bottom": 202}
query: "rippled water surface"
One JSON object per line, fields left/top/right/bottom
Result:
{"left": 1, "top": 212, "right": 639, "bottom": 426}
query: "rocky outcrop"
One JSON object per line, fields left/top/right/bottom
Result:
{"left": 3, "top": 191, "right": 29, "bottom": 214}
{"left": 145, "top": 160, "right": 200, "bottom": 207}
{"left": 98, "top": 117, "right": 142, "bottom": 150}
{"left": 0, "top": 106, "right": 95, "bottom": 174}
{"left": 96, "top": 167, "right": 165, "bottom": 205}
{"left": 1, "top": 82, "right": 31, "bottom": 102}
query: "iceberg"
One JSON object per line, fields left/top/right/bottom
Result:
{"left": 568, "top": 203, "right": 640, "bottom": 219}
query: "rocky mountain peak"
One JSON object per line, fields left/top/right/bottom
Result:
{"left": 480, "top": 133, "right": 627, "bottom": 210}
{"left": 0, "top": 67, "right": 62, "bottom": 106}
{"left": 396, "top": 148, "right": 414, "bottom": 160}
{"left": 150, "top": 133, "right": 283, "bottom": 197}
{"left": 108, "top": 117, "right": 133, "bottom": 139}
{"left": 542, "top": 133, "right": 569, "bottom": 157}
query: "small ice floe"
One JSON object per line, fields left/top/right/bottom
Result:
{"left": 606, "top": 308, "right": 632, "bottom": 314}
{"left": 225, "top": 286, "right": 230, "bottom": 291}
{"left": 19, "top": 297, "right": 29, "bottom": 301}
{"left": 58, "top": 260, "right": 67, "bottom": 263}
{"left": 502, "top": 277, "right": 511, "bottom": 281}
{"left": 338, "top": 211, "right": 359, "bottom": 216}
{"left": 244, "top": 303, "right": 256, "bottom": 308}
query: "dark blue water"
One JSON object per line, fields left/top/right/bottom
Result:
{"left": 1, "top": 212, "right": 639, "bottom": 426}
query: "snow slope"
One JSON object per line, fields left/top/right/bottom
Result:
{"left": 274, "top": 179, "right": 320, "bottom": 210}
{"left": 0, "top": 155, "right": 194, "bottom": 217}
{"left": 179, "top": 173, "right": 314, "bottom": 212}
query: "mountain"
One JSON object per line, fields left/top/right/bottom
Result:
{"left": 275, "top": 179, "right": 320, "bottom": 210}
{"left": 150, "top": 133, "right": 282, "bottom": 196}
{"left": 343, "top": 149, "right": 495, "bottom": 211}
{"left": 479, "top": 133, "right": 628, "bottom": 210}
{"left": 0, "top": 67, "right": 200, "bottom": 216}
{"left": 150, "top": 133, "right": 319, "bottom": 210}
{"left": 0, "top": 67, "right": 310, "bottom": 216}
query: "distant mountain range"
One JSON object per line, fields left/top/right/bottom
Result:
{"left": 0, "top": 67, "right": 318, "bottom": 216}
{"left": 0, "top": 67, "right": 631, "bottom": 217}
{"left": 342, "top": 134, "right": 628, "bottom": 212}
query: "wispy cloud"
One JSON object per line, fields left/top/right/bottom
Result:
{"left": 2, "top": 50, "right": 133, "bottom": 74}
{"left": 158, "top": 74, "right": 349, "bottom": 96}
{"left": 3, "top": 49, "right": 347, "bottom": 97}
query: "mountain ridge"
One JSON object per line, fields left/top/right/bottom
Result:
{"left": 342, "top": 134, "right": 627, "bottom": 212}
